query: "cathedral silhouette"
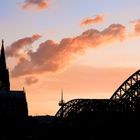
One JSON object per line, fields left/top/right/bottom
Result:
{"left": 0, "top": 40, "right": 28, "bottom": 117}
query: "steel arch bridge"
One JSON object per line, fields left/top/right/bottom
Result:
{"left": 55, "top": 69, "right": 140, "bottom": 118}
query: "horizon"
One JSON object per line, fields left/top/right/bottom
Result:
{"left": 1, "top": 0, "right": 140, "bottom": 116}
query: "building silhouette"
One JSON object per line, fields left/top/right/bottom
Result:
{"left": 0, "top": 40, "right": 28, "bottom": 117}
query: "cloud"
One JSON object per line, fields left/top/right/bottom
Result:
{"left": 11, "top": 24, "right": 125, "bottom": 77}
{"left": 6, "top": 34, "right": 41, "bottom": 57}
{"left": 131, "top": 19, "right": 140, "bottom": 35}
{"left": 80, "top": 15, "right": 105, "bottom": 26}
{"left": 24, "top": 76, "right": 39, "bottom": 85}
{"left": 21, "top": 0, "right": 49, "bottom": 11}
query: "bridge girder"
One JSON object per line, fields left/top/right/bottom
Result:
{"left": 55, "top": 69, "right": 140, "bottom": 118}
{"left": 55, "top": 99, "right": 111, "bottom": 118}
{"left": 110, "top": 69, "right": 140, "bottom": 100}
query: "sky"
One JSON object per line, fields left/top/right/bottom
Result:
{"left": 1, "top": 0, "right": 140, "bottom": 116}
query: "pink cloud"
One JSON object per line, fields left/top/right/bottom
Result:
{"left": 8, "top": 19, "right": 140, "bottom": 78}
{"left": 131, "top": 19, "right": 140, "bottom": 35}
{"left": 6, "top": 34, "right": 41, "bottom": 57}
{"left": 80, "top": 15, "right": 105, "bottom": 26}
{"left": 11, "top": 24, "right": 125, "bottom": 77}
{"left": 25, "top": 76, "right": 39, "bottom": 85}
{"left": 21, "top": 0, "right": 49, "bottom": 11}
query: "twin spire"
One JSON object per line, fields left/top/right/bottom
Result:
{"left": 0, "top": 40, "right": 6, "bottom": 69}
{"left": 0, "top": 40, "right": 10, "bottom": 91}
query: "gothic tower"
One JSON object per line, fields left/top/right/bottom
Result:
{"left": 0, "top": 40, "right": 28, "bottom": 117}
{"left": 0, "top": 40, "right": 10, "bottom": 91}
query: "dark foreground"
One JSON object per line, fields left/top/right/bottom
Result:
{"left": 0, "top": 112, "right": 139, "bottom": 140}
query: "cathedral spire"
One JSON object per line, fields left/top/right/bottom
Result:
{"left": 0, "top": 40, "right": 7, "bottom": 69}
{"left": 0, "top": 40, "right": 10, "bottom": 91}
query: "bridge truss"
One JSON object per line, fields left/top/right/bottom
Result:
{"left": 55, "top": 69, "right": 140, "bottom": 118}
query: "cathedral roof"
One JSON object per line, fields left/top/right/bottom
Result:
{"left": 10, "top": 90, "right": 26, "bottom": 99}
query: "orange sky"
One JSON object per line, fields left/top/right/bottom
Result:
{"left": 9, "top": 61, "right": 138, "bottom": 115}
{"left": 1, "top": 0, "right": 140, "bottom": 116}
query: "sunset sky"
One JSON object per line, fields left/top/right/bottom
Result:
{"left": 1, "top": 0, "right": 140, "bottom": 116}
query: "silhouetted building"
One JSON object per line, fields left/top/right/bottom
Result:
{"left": 0, "top": 40, "right": 28, "bottom": 117}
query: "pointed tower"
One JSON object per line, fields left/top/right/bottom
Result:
{"left": 0, "top": 40, "right": 6, "bottom": 69}
{"left": 0, "top": 40, "right": 10, "bottom": 91}
{"left": 59, "top": 89, "right": 65, "bottom": 107}
{"left": 59, "top": 89, "right": 65, "bottom": 118}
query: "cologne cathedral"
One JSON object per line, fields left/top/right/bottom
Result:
{"left": 0, "top": 40, "right": 28, "bottom": 118}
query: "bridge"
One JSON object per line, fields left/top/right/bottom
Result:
{"left": 55, "top": 69, "right": 140, "bottom": 118}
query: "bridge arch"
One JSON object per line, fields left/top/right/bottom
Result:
{"left": 55, "top": 69, "right": 140, "bottom": 118}
{"left": 55, "top": 99, "right": 110, "bottom": 118}
{"left": 110, "top": 69, "right": 140, "bottom": 100}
